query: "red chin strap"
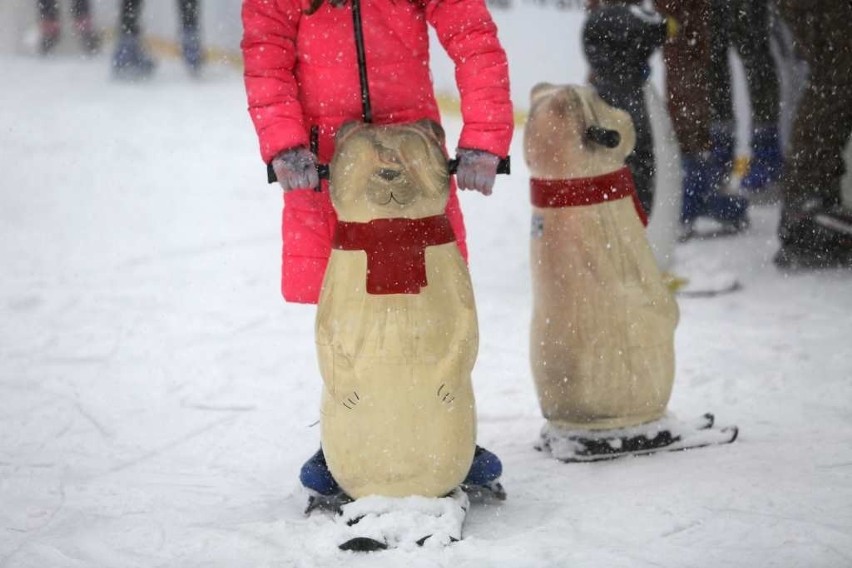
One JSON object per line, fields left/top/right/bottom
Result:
{"left": 333, "top": 214, "right": 457, "bottom": 295}
{"left": 530, "top": 166, "right": 648, "bottom": 226}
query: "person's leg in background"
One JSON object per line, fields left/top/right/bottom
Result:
{"left": 111, "top": 0, "right": 156, "bottom": 79}
{"left": 658, "top": 0, "right": 749, "bottom": 235}
{"left": 177, "top": 0, "right": 203, "bottom": 74}
{"left": 775, "top": 0, "right": 852, "bottom": 267}
{"left": 36, "top": 0, "right": 61, "bottom": 55}
{"left": 70, "top": 0, "right": 100, "bottom": 54}
{"left": 733, "top": 0, "right": 783, "bottom": 194}
{"left": 707, "top": 0, "right": 735, "bottom": 190}
{"left": 37, "top": 0, "right": 100, "bottom": 55}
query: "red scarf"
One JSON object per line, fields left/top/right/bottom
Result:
{"left": 332, "top": 214, "right": 457, "bottom": 295}
{"left": 530, "top": 166, "right": 648, "bottom": 226}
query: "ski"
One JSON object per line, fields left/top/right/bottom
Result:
{"left": 537, "top": 412, "right": 738, "bottom": 463}
{"left": 677, "top": 279, "right": 742, "bottom": 298}
{"left": 665, "top": 269, "right": 742, "bottom": 298}
{"left": 334, "top": 489, "right": 470, "bottom": 551}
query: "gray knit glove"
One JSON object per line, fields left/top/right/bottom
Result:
{"left": 271, "top": 146, "right": 319, "bottom": 192}
{"left": 455, "top": 148, "right": 500, "bottom": 196}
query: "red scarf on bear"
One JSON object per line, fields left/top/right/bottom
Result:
{"left": 530, "top": 166, "right": 648, "bottom": 226}
{"left": 332, "top": 214, "right": 456, "bottom": 295}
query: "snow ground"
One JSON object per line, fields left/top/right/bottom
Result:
{"left": 1, "top": 54, "right": 851, "bottom": 568}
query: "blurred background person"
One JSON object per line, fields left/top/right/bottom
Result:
{"left": 37, "top": 0, "right": 100, "bottom": 56}
{"left": 582, "top": 0, "right": 673, "bottom": 217}
{"left": 656, "top": 0, "right": 750, "bottom": 238}
{"left": 708, "top": 0, "right": 783, "bottom": 199}
{"left": 111, "top": 0, "right": 203, "bottom": 80}
{"left": 773, "top": 0, "right": 852, "bottom": 268}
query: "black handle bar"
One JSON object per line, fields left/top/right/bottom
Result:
{"left": 268, "top": 156, "right": 511, "bottom": 187}
{"left": 585, "top": 126, "right": 621, "bottom": 148}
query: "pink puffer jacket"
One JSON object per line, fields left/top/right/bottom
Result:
{"left": 242, "top": 0, "right": 513, "bottom": 303}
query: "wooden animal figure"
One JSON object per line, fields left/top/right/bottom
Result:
{"left": 524, "top": 83, "right": 679, "bottom": 431}
{"left": 316, "top": 119, "right": 478, "bottom": 499}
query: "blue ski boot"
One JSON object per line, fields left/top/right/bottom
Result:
{"left": 461, "top": 445, "right": 506, "bottom": 500}
{"left": 300, "top": 447, "right": 341, "bottom": 496}
{"left": 301, "top": 445, "right": 507, "bottom": 507}
{"left": 740, "top": 125, "right": 784, "bottom": 197}
{"left": 300, "top": 448, "right": 352, "bottom": 514}
{"left": 680, "top": 154, "right": 749, "bottom": 239}
{"left": 463, "top": 445, "right": 503, "bottom": 486}
{"left": 181, "top": 28, "right": 204, "bottom": 76}
{"left": 111, "top": 34, "right": 156, "bottom": 80}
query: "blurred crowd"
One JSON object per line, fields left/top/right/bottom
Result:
{"left": 583, "top": 0, "right": 852, "bottom": 269}
{"left": 35, "top": 0, "right": 203, "bottom": 77}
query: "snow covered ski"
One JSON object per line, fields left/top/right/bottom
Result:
{"left": 669, "top": 272, "right": 743, "bottom": 298}
{"left": 302, "top": 489, "right": 470, "bottom": 551}
{"left": 302, "top": 481, "right": 506, "bottom": 552}
{"left": 537, "top": 413, "right": 738, "bottom": 463}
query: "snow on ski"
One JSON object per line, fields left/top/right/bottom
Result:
{"left": 538, "top": 413, "right": 739, "bottom": 463}
{"left": 333, "top": 489, "right": 469, "bottom": 551}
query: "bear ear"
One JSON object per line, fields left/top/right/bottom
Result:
{"left": 530, "top": 82, "right": 558, "bottom": 104}
{"left": 413, "top": 119, "right": 445, "bottom": 146}
{"left": 335, "top": 120, "right": 364, "bottom": 146}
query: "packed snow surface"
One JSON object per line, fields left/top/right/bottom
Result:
{"left": 1, "top": 54, "right": 851, "bottom": 568}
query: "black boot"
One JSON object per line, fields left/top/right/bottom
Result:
{"left": 775, "top": 200, "right": 852, "bottom": 269}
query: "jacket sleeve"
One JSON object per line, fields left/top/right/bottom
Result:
{"left": 241, "top": 0, "right": 309, "bottom": 164}
{"left": 426, "top": 0, "right": 514, "bottom": 157}
{"left": 583, "top": 6, "right": 666, "bottom": 77}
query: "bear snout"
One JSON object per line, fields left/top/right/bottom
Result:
{"left": 377, "top": 168, "right": 401, "bottom": 181}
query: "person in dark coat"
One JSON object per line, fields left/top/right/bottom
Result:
{"left": 708, "top": 0, "right": 783, "bottom": 195}
{"left": 583, "top": 0, "right": 669, "bottom": 216}
{"left": 773, "top": 0, "right": 852, "bottom": 268}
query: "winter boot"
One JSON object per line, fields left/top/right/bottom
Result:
{"left": 680, "top": 154, "right": 749, "bottom": 238}
{"left": 300, "top": 445, "right": 504, "bottom": 497}
{"left": 299, "top": 447, "right": 342, "bottom": 497}
{"left": 181, "top": 28, "right": 204, "bottom": 75}
{"left": 709, "top": 123, "right": 735, "bottom": 191}
{"left": 775, "top": 200, "right": 852, "bottom": 269}
{"left": 39, "top": 19, "right": 61, "bottom": 56}
{"left": 741, "top": 125, "right": 784, "bottom": 195}
{"left": 462, "top": 445, "right": 503, "bottom": 487}
{"left": 75, "top": 17, "right": 101, "bottom": 55}
{"left": 111, "top": 34, "right": 156, "bottom": 81}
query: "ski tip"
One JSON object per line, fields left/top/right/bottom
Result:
{"left": 339, "top": 537, "right": 388, "bottom": 552}
{"left": 701, "top": 412, "right": 715, "bottom": 429}
{"left": 723, "top": 425, "right": 739, "bottom": 444}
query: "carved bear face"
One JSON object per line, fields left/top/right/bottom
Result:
{"left": 329, "top": 120, "right": 450, "bottom": 223}
{"left": 523, "top": 83, "right": 636, "bottom": 180}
